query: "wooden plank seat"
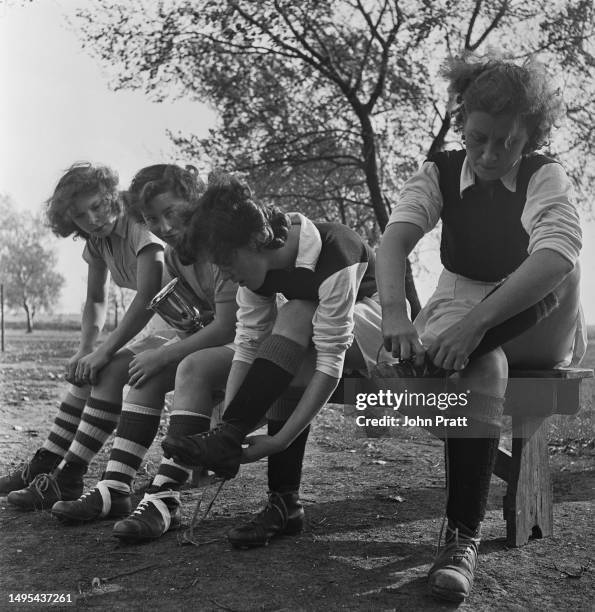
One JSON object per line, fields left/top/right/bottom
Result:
{"left": 329, "top": 367, "right": 593, "bottom": 547}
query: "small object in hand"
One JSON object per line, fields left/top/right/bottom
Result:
{"left": 149, "top": 277, "right": 213, "bottom": 333}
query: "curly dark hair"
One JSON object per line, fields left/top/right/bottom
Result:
{"left": 443, "top": 54, "right": 564, "bottom": 153}
{"left": 45, "top": 162, "right": 121, "bottom": 239}
{"left": 178, "top": 171, "right": 291, "bottom": 266}
{"left": 126, "top": 164, "right": 206, "bottom": 223}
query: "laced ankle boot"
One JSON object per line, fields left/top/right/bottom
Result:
{"left": 161, "top": 423, "right": 244, "bottom": 479}
{"left": 227, "top": 491, "right": 304, "bottom": 549}
{"left": 112, "top": 485, "right": 181, "bottom": 542}
{"left": 428, "top": 520, "right": 481, "bottom": 602}
{"left": 51, "top": 481, "right": 131, "bottom": 523}
{"left": 7, "top": 461, "right": 86, "bottom": 511}
{"left": 0, "top": 449, "right": 62, "bottom": 495}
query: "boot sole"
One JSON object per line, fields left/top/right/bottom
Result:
{"left": 229, "top": 522, "right": 304, "bottom": 549}
{"left": 430, "top": 585, "right": 467, "bottom": 603}
{"left": 51, "top": 509, "right": 131, "bottom": 524}
{"left": 112, "top": 520, "right": 182, "bottom": 543}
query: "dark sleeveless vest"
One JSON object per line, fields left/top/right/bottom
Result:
{"left": 429, "top": 150, "right": 558, "bottom": 282}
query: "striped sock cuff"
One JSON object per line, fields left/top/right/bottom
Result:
{"left": 153, "top": 456, "right": 191, "bottom": 487}
{"left": 85, "top": 396, "right": 123, "bottom": 417}
{"left": 121, "top": 401, "right": 163, "bottom": 417}
{"left": 256, "top": 334, "right": 306, "bottom": 376}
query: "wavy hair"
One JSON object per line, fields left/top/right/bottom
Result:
{"left": 178, "top": 171, "right": 291, "bottom": 266}
{"left": 443, "top": 53, "right": 564, "bottom": 152}
{"left": 45, "top": 162, "right": 121, "bottom": 239}
{"left": 126, "top": 164, "right": 206, "bottom": 223}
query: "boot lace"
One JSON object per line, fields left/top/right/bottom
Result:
{"left": 444, "top": 528, "right": 478, "bottom": 563}
{"left": 31, "top": 473, "right": 61, "bottom": 500}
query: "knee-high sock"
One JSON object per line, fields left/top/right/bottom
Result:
{"left": 153, "top": 410, "right": 211, "bottom": 488}
{"left": 102, "top": 401, "right": 164, "bottom": 492}
{"left": 446, "top": 392, "right": 504, "bottom": 533}
{"left": 59, "top": 397, "right": 121, "bottom": 468}
{"left": 267, "top": 421, "right": 310, "bottom": 494}
{"left": 223, "top": 335, "right": 307, "bottom": 434}
{"left": 42, "top": 385, "right": 90, "bottom": 457}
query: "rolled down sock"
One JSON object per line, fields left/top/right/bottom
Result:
{"left": 223, "top": 335, "right": 307, "bottom": 434}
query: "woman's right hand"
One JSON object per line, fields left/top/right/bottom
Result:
{"left": 65, "top": 347, "right": 94, "bottom": 386}
{"left": 382, "top": 313, "right": 425, "bottom": 365}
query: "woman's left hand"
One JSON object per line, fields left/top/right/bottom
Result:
{"left": 128, "top": 349, "right": 168, "bottom": 388}
{"left": 426, "top": 319, "right": 486, "bottom": 371}
{"left": 241, "top": 434, "right": 284, "bottom": 463}
{"left": 74, "top": 346, "right": 112, "bottom": 386}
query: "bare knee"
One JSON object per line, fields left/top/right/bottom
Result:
{"left": 273, "top": 300, "right": 316, "bottom": 345}
{"left": 93, "top": 349, "right": 132, "bottom": 391}
{"left": 175, "top": 352, "right": 216, "bottom": 391}
{"left": 459, "top": 348, "right": 508, "bottom": 396}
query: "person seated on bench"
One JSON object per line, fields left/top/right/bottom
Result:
{"left": 376, "top": 53, "right": 585, "bottom": 603}
{"left": 160, "top": 171, "right": 393, "bottom": 548}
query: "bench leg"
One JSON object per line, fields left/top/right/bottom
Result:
{"left": 502, "top": 416, "right": 553, "bottom": 546}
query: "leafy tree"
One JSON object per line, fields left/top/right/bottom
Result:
{"left": 73, "top": 0, "right": 594, "bottom": 317}
{"left": 0, "top": 197, "right": 65, "bottom": 332}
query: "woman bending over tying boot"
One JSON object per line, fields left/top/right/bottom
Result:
{"left": 160, "top": 172, "right": 393, "bottom": 549}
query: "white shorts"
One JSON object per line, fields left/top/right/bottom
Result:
{"left": 353, "top": 293, "right": 398, "bottom": 375}
{"left": 414, "top": 268, "right": 586, "bottom": 367}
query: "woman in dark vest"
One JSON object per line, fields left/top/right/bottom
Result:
{"left": 377, "top": 54, "right": 584, "bottom": 603}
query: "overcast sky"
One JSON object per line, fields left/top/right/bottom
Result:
{"left": 1, "top": 1, "right": 594, "bottom": 322}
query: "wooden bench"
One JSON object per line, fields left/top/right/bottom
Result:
{"left": 330, "top": 367, "right": 593, "bottom": 547}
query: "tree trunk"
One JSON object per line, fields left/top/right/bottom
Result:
{"left": 427, "top": 111, "right": 452, "bottom": 158}
{"left": 23, "top": 300, "right": 33, "bottom": 333}
{"left": 358, "top": 111, "right": 422, "bottom": 319}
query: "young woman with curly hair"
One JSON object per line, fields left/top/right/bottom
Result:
{"left": 1, "top": 162, "right": 165, "bottom": 511}
{"left": 44, "top": 165, "right": 239, "bottom": 539}
{"left": 376, "top": 54, "right": 584, "bottom": 602}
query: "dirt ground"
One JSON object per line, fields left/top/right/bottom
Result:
{"left": 0, "top": 328, "right": 593, "bottom": 611}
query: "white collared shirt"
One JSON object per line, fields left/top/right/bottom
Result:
{"left": 387, "top": 153, "right": 582, "bottom": 265}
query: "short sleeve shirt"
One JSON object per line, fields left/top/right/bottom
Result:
{"left": 82, "top": 216, "right": 164, "bottom": 290}
{"left": 165, "top": 247, "right": 238, "bottom": 319}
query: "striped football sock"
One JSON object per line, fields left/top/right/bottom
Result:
{"left": 42, "top": 385, "right": 90, "bottom": 457}
{"left": 60, "top": 397, "right": 122, "bottom": 468}
{"left": 152, "top": 410, "right": 211, "bottom": 488}
{"left": 101, "top": 401, "right": 164, "bottom": 492}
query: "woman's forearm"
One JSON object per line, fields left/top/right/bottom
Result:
{"left": 99, "top": 293, "right": 155, "bottom": 356}
{"left": 158, "top": 320, "right": 235, "bottom": 368}
{"left": 79, "top": 300, "right": 107, "bottom": 350}
{"left": 465, "top": 249, "right": 574, "bottom": 332}
{"left": 273, "top": 371, "right": 339, "bottom": 449}
{"left": 377, "top": 223, "right": 423, "bottom": 321}
{"left": 224, "top": 360, "right": 252, "bottom": 408}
